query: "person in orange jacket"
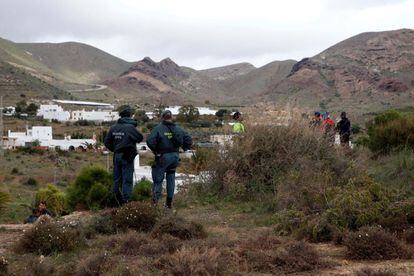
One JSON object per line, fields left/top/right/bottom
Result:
{"left": 322, "top": 112, "right": 335, "bottom": 145}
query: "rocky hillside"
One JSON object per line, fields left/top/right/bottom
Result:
{"left": 103, "top": 57, "right": 230, "bottom": 105}
{"left": 200, "top": 62, "right": 256, "bottom": 81}
{"left": 265, "top": 29, "right": 414, "bottom": 113}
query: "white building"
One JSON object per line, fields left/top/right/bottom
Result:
{"left": 159, "top": 106, "right": 218, "bottom": 117}
{"left": 5, "top": 126, "right": 96, "bottom": 150}
{"left": 37, "top": 104, "right": 119, "bottom": 122}
{"left": 71, "top": 110, "right": 119, "bottom": 122}
{"left": 37, "top": 105, "right": 71, "bottom": 121}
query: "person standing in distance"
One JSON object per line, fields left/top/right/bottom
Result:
{"left": 232, "top": 111, "right": 245, "bottom": 133}
{"left": 147, "top": 110, "right": 192, "bottom": 209}
{"left": 104, "top": 105, "right": 143, "bottom": 205}
{"left": 336, "top": 111, "right": 351, "bottom": 147}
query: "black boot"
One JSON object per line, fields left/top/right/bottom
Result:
{"left": 166, "top": 197, "right": 173, "bottom": 209}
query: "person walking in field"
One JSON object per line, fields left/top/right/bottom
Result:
{"left": 104, "top": 105, "right": 143, "bottom": 205}
{"left": 232, "top": 111, "right": 245, "bottom": 133}
{"left": 336, "top": 111, "right": 351, "bottom": 147}
{"left": 147, "top": 110, "right": 192, "bottom": 209}
{"left": 322, "top": 112, "right": 335, "bottom": 145}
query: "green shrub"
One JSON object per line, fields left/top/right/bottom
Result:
{"left": 23, "top": 177, "right": 38, "bottom": 186}
{"left": 14, "top": 217, "right": 84, "bottom": 255}
{"left": 365, "top": 110, "right": 414, "bottom": 154}
{"left": 131, "top": 179, "right": 152, "bottom": 201}
{"left": 66, "top": 166, "right": 112, "bottom": 210}
{"left": 343, "top": 226, "right": 411, "bottom": 260}
{"left": 113, "top": 201, "right": 158, "bottom": 232}
{"left": 35, "top": 184, "right": 66, "bottom": 215}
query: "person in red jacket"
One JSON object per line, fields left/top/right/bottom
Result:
{"left": 322, "top": 112, "right": 335, "bottom": 145}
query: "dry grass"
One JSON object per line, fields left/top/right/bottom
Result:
{"left": 355, "top": 267, "right": 397, "bottom": 276}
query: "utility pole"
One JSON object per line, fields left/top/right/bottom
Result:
{"left": 0, "top": 96, "right": 4, "bottom": 157}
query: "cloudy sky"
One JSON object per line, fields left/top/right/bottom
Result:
{"left": 1, "top": 0, "right": 413, "bottom": 69}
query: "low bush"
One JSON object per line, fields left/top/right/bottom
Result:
{"left": 23, "top": 257, "right": 56, "bottom": 276}
{"left": 365, "top": 110, "right": 414, "bottom": 154}
{"left": 111, "top": 232, "right": 182, "bottom": 257}
{"left": 84, "top": 213, "right": 117, "bottom": 238}
{"left": 75, "top": 252, "right": 112, "bottom": 276}
{"left": 14, "top": 217, "right": 84, "bottom": 255}
{"left": 131, "top": 179, "right": 152, "bottom": 201}
{"left": 273, "top": 241, "right": 329, "bottom": 274}
{"left": 66, "top": 166, "right": 113, "bottom": 210}
{"left": 0, "top": 192, "right": 10, "bottom": 214}
{"left": 35, "top": 184, "right": 65, "bottom": 215}
{"left": 355, "top": 267, "right": 396, "bottom": 276}
{"left": 0, "top": 256, "right": 8, "bottom": 276}
{"left": 404, "top": 228, "right": 414, "bottom": 244}
{"left": 151, "top": 216, "right": 207, "bottom": 240}
{"left": 156, "top": 246, "right": 226, "bottom": 275}
{"left": 24, "top": 177, "right": 38, "bottom": 186}
{"left": 113, "top": 201, "right": 158, "bottom": 232}
{"left": 343, "top": 226, "right": 411, "bottom": 260}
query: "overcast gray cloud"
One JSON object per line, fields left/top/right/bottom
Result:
{"left": 0, "top": 0, "right": 413, "bottom": 69}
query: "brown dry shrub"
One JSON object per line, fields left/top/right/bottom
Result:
{"left": 156, "top": 246, "right": 232, "bottom": 275}
{"left": 113, "top": 201, "right": 158, "bottom": 232}
{"left": 22, "top": 257, "right": 55, "bottom": 276}
{"left": 111, "top": 232, "right": 182, "bottom": 257}
{"left": 344, "top": 226, "right": 412, "bottom": 260}
{"left": 273, "top": 241, "right": 330, "bottom": 274}
{"left": 151, "top": 216, "right": 207, "bottom": 240}
{"left": 75, "top": 252, "right": 112, "bottom": 276}
{"left": 0, "top": 256, "right": 8, "bottom": 276}
{"left": 404, "top": 228, "right": 414, "bottom": 244}
{"left": 14, "top": 217, "right": 84, "bottom": 255}
{"left": 355, "top": 267, "right": 396, "bottom": 276}
{"left": 235, "top": 232, "right": 329, "bottom": 274}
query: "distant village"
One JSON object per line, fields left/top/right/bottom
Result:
{"left": 2, "top": 99, "right": 224, "bottom": 151}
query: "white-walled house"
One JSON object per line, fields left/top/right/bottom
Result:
{"left": 71, "top": 110, "right": 119, "bottom": 122}
{"left": 37, "top": 105, "right": 71, "bottom": 121}
{"left": 37, "top": 104, "right": 119, "bottom": 122}
{"left": 5, "top": 126, "right": 96, "bottom": 150}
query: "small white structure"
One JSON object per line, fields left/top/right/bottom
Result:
{"left": 5, "top": 126, "right": 96, "bottom": 150}
{"left": 53, "top": 100, "right": 114, "bottom": 108}
{"left": 37, "top": 105, "right": 71, "bottom": 121}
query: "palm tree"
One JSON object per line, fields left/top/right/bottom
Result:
{"left": 0, "top": 191, "right": 10, "bottom": 215}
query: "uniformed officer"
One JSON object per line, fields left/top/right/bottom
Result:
{"left": 104, "top": 105, "right": 143, "bottom": 204}
{"left": 147, "top": 110, "right": 192, "bottom": 209}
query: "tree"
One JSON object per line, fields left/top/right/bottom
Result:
{"left": 177, "top": 105, "right": 200, "bottom": 123}
{"left": 215, "top": 109, "right": 229, "bottom": 119}
{"left": 26, "top": 103, "right": 39, "bottom": 116}
{"left": 135, "top": 110, "right": 149, "bottom": 123}
{"left": 15, "top": 100, "right": 27, "bottom": 113}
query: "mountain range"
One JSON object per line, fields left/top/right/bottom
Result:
{"left": 0, "top": 29, "right": 413, "bottom": 114}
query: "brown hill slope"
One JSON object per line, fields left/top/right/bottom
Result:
{"left": 200, "top": 62, "right": 256, "bottom": 81}
{"left": 265, "top": 29, "right": 414, "bottom": 113}
{"left": 223, "top": 60, "right": 296, "bottom": 103}
{"left": 0, "top": 60, "right": 72, "bottom": 105}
